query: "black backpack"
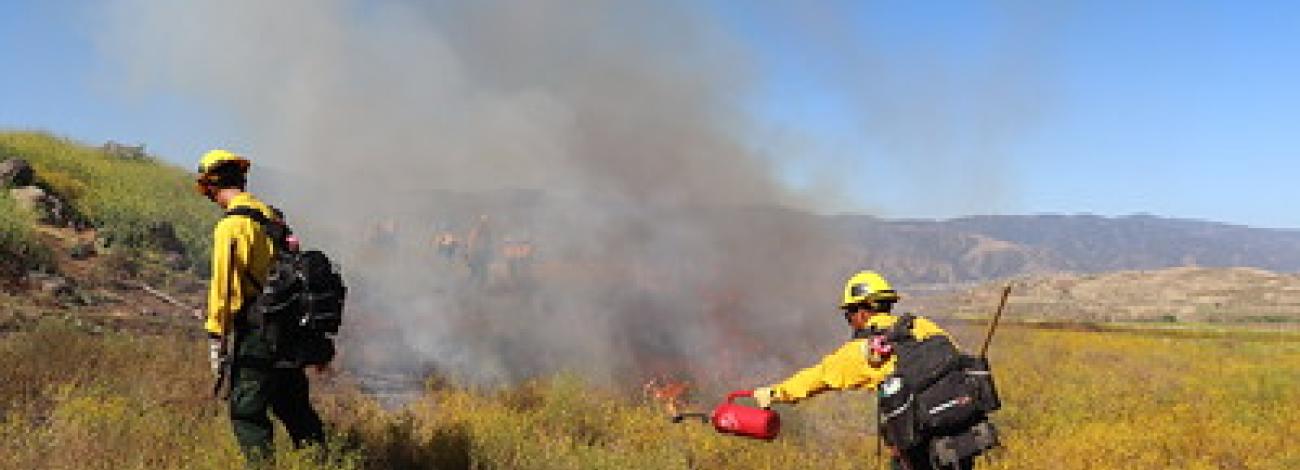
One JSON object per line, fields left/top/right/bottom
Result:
{"left": 226, "top": 206, "right": 346, "bottom": 367}
{"left": 864, "top": 314, "right": 1001, "bottom": 464}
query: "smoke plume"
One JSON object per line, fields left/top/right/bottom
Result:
{"left": 94, "top": 0, "right": 853, "bottom": 391}
{"left": 92, "top": 1, "right": 1050, "bottom": 394}
{"left": 745, "top": 2, "right": 1063, "bottom": 216}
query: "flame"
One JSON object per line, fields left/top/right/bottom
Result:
{"left": 643, "top": 376, "right": 692, "bottom": 418}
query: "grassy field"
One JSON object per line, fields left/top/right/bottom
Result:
{"left": 0, "top": 316, "right": 1296, "bottom": 469}
{"left": 2, "top": 131, "right": 1296, "bottom": 468}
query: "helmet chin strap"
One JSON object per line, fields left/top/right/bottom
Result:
{"left": 196, "top": 179, "right": 216, "bottom": 199}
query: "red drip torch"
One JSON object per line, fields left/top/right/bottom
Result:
{"left": 710, "top": 390, "right": 781, "bottom": 440}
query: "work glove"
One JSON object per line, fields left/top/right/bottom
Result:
{"left": 753, "top": 386, "right": 775, "bottom": 409}
{"left": 208, "top": 336, "right": 226, "bottom": 378}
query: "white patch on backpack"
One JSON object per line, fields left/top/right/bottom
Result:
{"left": 881, "top": 377, "right": 902, "bottom": 397}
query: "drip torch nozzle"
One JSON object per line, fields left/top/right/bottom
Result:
{"left": 671, "top": 412, "right": 709, "bottom": 424}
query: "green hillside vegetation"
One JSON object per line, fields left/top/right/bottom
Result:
{"left": 0, "top": 131, "right": 216, "bottom": 272}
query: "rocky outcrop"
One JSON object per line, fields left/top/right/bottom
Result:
{"left": 3, "top": 159, "right": 86, "bottom": 229}
{"left": 9, "top": 185, "right": 73, "bottom": 226}
{"left": 101, "top": 141, "right": 146, "bottom": 160}
{"left": 0, "top": 158, "right": 34, "bottom": 188}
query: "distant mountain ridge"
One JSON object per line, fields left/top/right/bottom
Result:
{"left": 835, "top": 213, "right": 1300, "bottom": 284}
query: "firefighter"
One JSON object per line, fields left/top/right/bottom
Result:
{"left": 434, "top": 230, "right": 461, "bottom": 261}
{"left": 196, "top": 149, "right": 324, "bottom": 462}
{"left": 751, "top": 270, "right": 973, "bottom": 470}
{"left": 501, "top": 237, "right": 534, "bottom": 287}
{"left": 465, "top": 214, "right": 494, "bottom": 286}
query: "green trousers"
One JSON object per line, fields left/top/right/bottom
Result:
{"left": 229, "top": 365, "right": 325, "bottom": 461}
{"left": 891, "top": 443, "right": 974, "bottom": 470}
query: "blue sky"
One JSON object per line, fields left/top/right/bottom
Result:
{"left": 2, "top": 1, "right": 1298, "bottom": 228}
{"left": 0, "top": 1, "right": 247, "bottom": 165}
{"left": 720, "top": 1, "right": 1300, "bottom": 227}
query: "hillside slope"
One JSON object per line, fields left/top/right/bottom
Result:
{"left": 909, "top": 266, "right": 1300, "bottom": 324}
{"left": 0, "top": 131, "right": 211, "bottom": 333}
{"left": 0, "top": 131, "right": 216, "bottom": 277}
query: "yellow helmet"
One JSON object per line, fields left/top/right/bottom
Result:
{"left": 840, "top": 270, "right": 899, "bottom": 309}
{"left": 195, "top": 149, "right": 250, "bottom": 196}
{"left": 197, "top": 149, "right": 250, "bottom": 175}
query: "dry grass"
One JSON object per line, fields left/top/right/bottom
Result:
{"left": 1, "top": 315, "right": 1297, "bottom": 469}
{"left": 984, "top": 326, "right": 1300, "bottom": 469}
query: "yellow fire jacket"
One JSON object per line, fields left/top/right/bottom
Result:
{"left": 769, "top": 315, "right": 953, "bottom": 404}
{"left": 205, "top": 192, "right": 277, "bottom": 337}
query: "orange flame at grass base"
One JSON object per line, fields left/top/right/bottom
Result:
{"left": 643, "top": 376, "right": 695, "bottom": 420}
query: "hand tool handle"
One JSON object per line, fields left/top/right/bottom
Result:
{"left": 979, "top": 283, "right": 1013, "bottom": 358}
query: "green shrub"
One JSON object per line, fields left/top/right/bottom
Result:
{"left": 32, "top": 165, "right": 89, "bottom": 204}
{"left": 0, "top": 194, "right": 52, "bottom": 278}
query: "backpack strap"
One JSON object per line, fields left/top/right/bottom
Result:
{"left": 224, "top": 206, "right": 288, "bottom": 253}
{"left": 223, "top": 206, "right": 290, "bottom": 292}
{"left": 224, "top": 206, "right": 274, "bottom": 231}
{"left": 886, "top": 313, "right": 917, "bottom": 343}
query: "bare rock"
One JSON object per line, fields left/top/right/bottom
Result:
{"left": 27, "top": 271, "right": 73, "bottom": 296}
{"left": 10, "top": 185, "right": 48, "bottom": 212}
{"left": 0, "top": 159, "right": 34, "bottom": 188}
{"left": 9, "top": 185, "right": 70, "bottom": 226}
